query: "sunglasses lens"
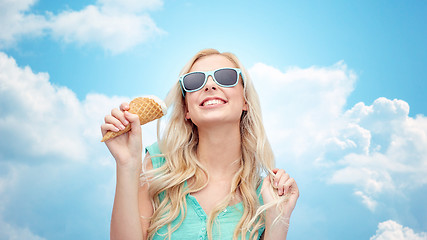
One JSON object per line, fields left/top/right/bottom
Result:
{"left": 214, "top": 69, "right": 238, "bottom": 86}
{"left": 183, "top": 72, "right": 205, "bottom": 91}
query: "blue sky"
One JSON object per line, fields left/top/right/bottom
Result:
{"left": 0, "top": 0, "right": 426, "bottom": 240}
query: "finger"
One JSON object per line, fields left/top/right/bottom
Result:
{"left": 101, "top": 123, "right": 120, "bottom": 135}
{"left": 111, "top": 108, "right": 129, "bottom": 126}
{"left": 283, "top": 177, "right": 296, "bottom": 195}
{"left": 120, "top": 102, "right": 130, "bottom": 112}
{"left": 261, "top": 174, "right": 277, "bottom": 199}
{"left": 273, "top": 169, "right": 286, "bottom": 188}
{"left": 277, "top": 173, "right": 290, "bottom": 196}
{"left": 104, "top": 115, "right": 126, "bottom": 131}
{"left": 262, "top": 174, "right": 275, "bottom": 191}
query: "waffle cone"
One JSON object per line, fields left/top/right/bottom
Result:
{"left": 101, "top": 96, "right": 166, "bottom": 142}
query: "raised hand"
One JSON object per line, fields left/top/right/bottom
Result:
{"left": 261, "top": 168, "right": 299, "bottom": 239}
{"left": 101, "top": 102, "right": 142, "bottom": 169}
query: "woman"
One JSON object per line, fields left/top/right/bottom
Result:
{"left": 101, "top": 49, "right": 299, "bottom": 240}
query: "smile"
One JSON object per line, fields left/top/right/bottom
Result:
{"left": 201, "top": 99, "right": 226, "bottom": 106}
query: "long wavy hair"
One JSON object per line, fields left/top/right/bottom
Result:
{"left": 142, "top": 49, "right": 282, "bottom": 240}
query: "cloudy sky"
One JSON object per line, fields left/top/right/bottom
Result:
{"left": 0, "top": 0, "right": 426, "bottom": 239}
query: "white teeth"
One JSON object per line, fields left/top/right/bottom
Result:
{"left": 203, "top": 99, "right": 224, "bottom": 106}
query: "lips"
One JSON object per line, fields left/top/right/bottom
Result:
{"left": 200, "top": 97, "right": 227, "bottom": 107}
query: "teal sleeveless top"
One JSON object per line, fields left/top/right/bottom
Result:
{"left": 146, "top": 142, "right": 265, "bottom": 240}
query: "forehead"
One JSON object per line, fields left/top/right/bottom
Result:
{"left": 190, "top": 54, "right": 237, "bottom": 72}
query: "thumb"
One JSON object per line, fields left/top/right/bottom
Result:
{"left": 125, "top": 111, "right": 141, "bottom": 136}
{"left": 261, "top": 174, "right": 276, "bottom": 195}
{"left": 261, "top": 174, "right": 277, "bottom": 205}
{"left": 262, "top": 173, "right": 276, "bottom": 189}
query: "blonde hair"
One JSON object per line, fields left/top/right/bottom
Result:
{"left": 143, "top": 49, "right": 285, "bottom": 239}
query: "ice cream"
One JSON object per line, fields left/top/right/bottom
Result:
{"left": 101, "top": 95, "right": 167, "bottom": 142}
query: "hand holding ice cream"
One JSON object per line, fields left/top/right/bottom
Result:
{"left": 101, "top": 96, "right": 167, "bottom": 142}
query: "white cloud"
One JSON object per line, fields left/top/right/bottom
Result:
{"left": 98, "top": 0, "right": 163, "bottom": 13}
{"left": 0, "top": 163, "right": 46, "bottom": 240}
{"left": 331, "top": 163, "right": 393, "bottom": 194}
{"left": 370, "top": 220, "right": 427, "bottom": 240}
{"left": 49, "top": 4, "right": 164, "bottom": 54}
{"left": 0, "top": 0, "right": 48, "bottom": 48}
{"left": 249, "top": 62, "right": 427, "bottom": 211}
{"left": 0, "top": 51, "right": 162, "bottom": 237}
{"left": 0, "top": 52, "right": 130, "bottom": 161}
{"left": 0, "top": 217, "right": 46, "bottom": 240}
{"left": 354, "top": 190, "right": 377, "bottom": 211}
{"left": 330, "top": 98, "right": 427, "bottom": 209}
{"left": 0, "top": 0, "right": 164, "bottom": 53}
{"left": 0, "top": 51, "right": 134, "bottom": 238}
{"left": 250, "top": 61, "right": 356, "bottom": 159}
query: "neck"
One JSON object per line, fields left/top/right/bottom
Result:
{"left": 197, "top": 123, "right": 242, "bottom": 178}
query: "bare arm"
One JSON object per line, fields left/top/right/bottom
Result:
{"left": 110, "top": 157, "right": 144, "bottom": 240}
{"left": 138, "top": 153, "right": 155, "bottom": 239}
{"left": 111, "top": 152, "right": 154, "bottom": 240}
{"left": 102, "top": 102, "right": 154, "bottom": 240}
{"left": 261, "top": 169, "right": 299, "bottom": 240}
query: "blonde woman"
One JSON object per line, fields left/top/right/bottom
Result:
{"left": 101, "top": 49, "right": 299, "bottom": 240}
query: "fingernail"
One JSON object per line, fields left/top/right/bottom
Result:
{"left": 114, "top": 127, "right": 120, "bottom": 132}
{"left": 124, "top": 120, "right": 129, "bottom": 125}
{"left": 274, "top": 181, "right": 278, "bottom": 187}
{"left": 119, "top": 124, "right": 125, "bottom": 130}
{"left": 278, "top": 188, "right": 283, "bottom": 195}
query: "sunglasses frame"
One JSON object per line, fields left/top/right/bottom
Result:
{"left": 179, "top": 68, "right": 243, "bottom": 96}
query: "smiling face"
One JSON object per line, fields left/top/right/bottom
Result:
{"left": 184, "top": 54, "right": 248, "bottom": 128}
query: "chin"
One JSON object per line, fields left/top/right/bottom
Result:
{"left": 192, "top": 116, "right": 241, "bottom": 128}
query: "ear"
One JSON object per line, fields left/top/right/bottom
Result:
{"left": 242, "top": 101, "right": 248, "bottom": 111}
{"left": 185, "top": 103, "right": 191, "bottom": 120}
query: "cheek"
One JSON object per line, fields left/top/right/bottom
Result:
{"left": 232, "top": 86, "right": 246, "bottom": 105}
{"left": 185, "top": 94, "right": 199, "bottom": 118}
{"left": 237, "top": 89, "right": 248, "bottom": 111}
{"left": 186, "top": 94, "right": 198, "bottom": 108}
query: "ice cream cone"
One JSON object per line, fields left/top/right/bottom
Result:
{"left": 101, "top": 95, "right": 167, "bottom": 142}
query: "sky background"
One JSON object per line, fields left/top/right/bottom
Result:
{"left": 0, "top": 0, "right": 426, "bottom": 239}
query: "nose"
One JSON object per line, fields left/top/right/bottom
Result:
{"left": 204, "top": 75, "right": 217, "bottom": 91}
